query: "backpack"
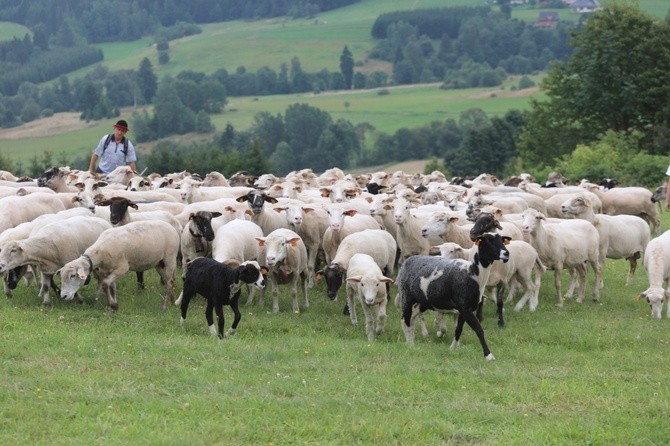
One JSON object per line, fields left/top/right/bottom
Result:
{"left": 102, "top": 134, "right": 129, "bottom": 159}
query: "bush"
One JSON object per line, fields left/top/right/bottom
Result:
{"left": 518, "top": 75, "right": 535, "bottom": 89}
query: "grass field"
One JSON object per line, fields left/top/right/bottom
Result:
{"left": 1, "top": 208, "right": 669, "bottom": 445}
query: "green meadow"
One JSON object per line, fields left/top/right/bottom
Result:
{"left": 1, "top": 211, "right": 669, "bottom": 445}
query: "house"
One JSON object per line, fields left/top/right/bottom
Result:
{"left": 534, "top": 11, "right": 559, "bottom": 29}
{"left": 569, "top": 0, "right": 601, "bottom": 13}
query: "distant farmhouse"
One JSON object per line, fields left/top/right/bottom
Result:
{"left": 535, "top": 11, "right": 559, "bottom": 29}
{"left": 563, "top": 0, "right": 601, "bottom": 13}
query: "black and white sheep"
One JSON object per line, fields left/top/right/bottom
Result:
{"left": 176, "top": 258, "right": 266, "bottom": 339}
{"left": 395, "top": 233, "right": 510, "bottom": 360}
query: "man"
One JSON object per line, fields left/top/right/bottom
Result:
{"left": 88, "top": 119, "right": 137, "bottom": 174}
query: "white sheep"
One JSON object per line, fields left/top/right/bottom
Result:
{"left": 520, "top": 208, "right": 602, "bottom": 307}
{"left": 0, "top": 193, "right": 68, "bottom": 233}
{"left": 0, "top": 215, "right": 112, "bottom": 305}
{"left": 317, "top": 228, "right": 397, "bottom": 302}
{"left": 57, "top": 220, "right": 181, "bottom": 311}
{"left": 638, "top": 230, "right": 670, "bottom": 319}
{"left": 345, "top": 253, "right": 394, "bottom": 341}
{"left": 273, "top": 201, "right": 329, "bottom": 288}
{"left": 580, "top": 182, "right": 660, "bottom": 234}
{"left": 256, "top": 228, "right": 309, "bottom": 313}
{"left": 321, "top": 203, "right": 381, "bottom": 264}
{"left": 560, "top": 193, "right": 650, "bottom": 286}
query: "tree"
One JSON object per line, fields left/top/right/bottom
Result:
{"left": 284, "top": 103, "right": 332, "bottom": 168}
{"left": 339, "top": 45, "right": 354, "bottom": 89}
{"left": 137, "top": 58, "right": 158, "bottom": 104}
{"left": 522, "top": 2, "right": 670, "bottom": 162}
{"left": 152, "top": 76, "right": 196, "bottom": 136}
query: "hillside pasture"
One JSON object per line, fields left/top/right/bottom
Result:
{"left": 0, "top": 79, "right": 542, "bottom": 167}
{"left": 0, "top": 204, "right": 669, "bottom": 444}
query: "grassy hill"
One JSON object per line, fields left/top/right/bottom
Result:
{"left": 0, "top": 0, "right": 667, "bottom": 167}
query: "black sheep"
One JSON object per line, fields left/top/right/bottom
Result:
{"left": 178, "top": 258, "right": 266, "bottom": 339}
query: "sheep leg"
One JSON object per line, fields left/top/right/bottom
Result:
{"left": 494, "top": 284, "right": 505, "bottom": 328}
{"left": 565, "top": 267, "right": 577, "bottom": 300}
{"left": 204, "top": 301, "right": 217, "bottom": 336}
{"left": 214, "top": 303, "right": 226, "bottom": 340}
{"left": 434, "top": 312, "right": 450, "bottom": 338}
{"left": 625, "top": 253, "right": 640, "bottom": 286}
{"left": 376, "top": 298, "right": 387, "bottom": 338}
{"left": 306, "top": 248, "right": 317, "bottom": 289}
{"left": 300, "top": 272, "right": 309, "bottom": 310}
{"left": 554, "top": 266, "right": 564, "bottom": 307}
{"left": 575, "top": 264, "right": 588, "bottom": 303}
{"left": 361, "top": 302, "right": 375, "bottom": 341}
{"left": 39, "top": 272, "right": 52, "bottom": 306}
{"left": 270, "top": 278, "right": 280, "bottom": 313}
{"left": 400, "top": 304, "right": 421, "bottom": 344}
{"left": 136, "top": 271, "right": 144, "bottom": 289}
{"left": 227, "top": 292, "right": 242, "bottom": 337}
{"left": 290, "top": 280, "right": 300, "bottom": 314}
{"left": 459, "top": 311, "right": 495, "bottom": 361}
{"left": 346, "top": 288, "right": 358, "bottom": 326}
{"left": 101, "top": 278, "right": 118, "bottom": 311}
{"left": 590, "top": 260, "right": 602, "bottom": 302}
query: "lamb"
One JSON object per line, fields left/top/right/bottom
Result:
{"left": 0, "top": 215, "right": 112, "bottom": 305}
{"left": 176, "top": 258, "right": 266, "bottom": 339}
{"left": 57, "top": 220, "right": 181, "bottom": 311}
{"left": 321, "top": 203, "right": 381, "bottom": 264}
{"left": 345, "top": 253, "right": 394, "bottom": 341}
{"left": 560, "top": 193, "right": 650, "bottom": 286}
{"left": 256, "top": 228, "right": 308, "bottom": 313}
{"left": 273, "top": 201, "right": 329, "bottom": 288}
{"left": 395, "top": 233, "right": 510, "bottom": 360}
{"left": 520, "top": 208, "right": 602, "bottom": 306}
{"left": 638, "top": 230, "right": 670, "bottom": 319}
{"left": 317, "top": 229, "right": 397, "bottom": 301}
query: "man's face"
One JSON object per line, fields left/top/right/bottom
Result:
{"left": 114, "top": 127, "right": 127, "bottom": 138}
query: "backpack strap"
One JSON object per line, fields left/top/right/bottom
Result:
{"left": 102, "top": 134, "right": 129, "bottom": 159}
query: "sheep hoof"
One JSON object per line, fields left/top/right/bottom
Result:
{"left": 485, "top": 353, "right": 496, "bottom": 361}
{"left": 226, "top": 328, "right": 236, "bottom": 336}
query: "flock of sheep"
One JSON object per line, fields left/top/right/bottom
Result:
{"left": 0, "top": 165, "right": 667, "bottom": 360}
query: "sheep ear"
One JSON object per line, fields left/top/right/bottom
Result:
{"left": 287, "top": 237, "right": 301, "bottom": 247}
{"left": 381, "top": 277, "right": 394, "bottom": 284}
{"left": 635, "top": 292, "right": 644, "bottom": 302}
{"left": 474, "top": 237, "right": 482, "bottom": 246}
{"left": 255, "top": 237, "right": 266, "bottom": 247}
{"left": 314, "top": 270, "right": 324, "bottom": 280}
{"left": 503, "top": 236, "right": 511, "bottom": 245}
{"left": 130, "top": 202, "right": 139, "bottom": 210}
{"left": 346, "top": 276, "right": 362, "bottom": 283}
{"left": 428, "top": 246, "right": 442, "bottom": 255}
